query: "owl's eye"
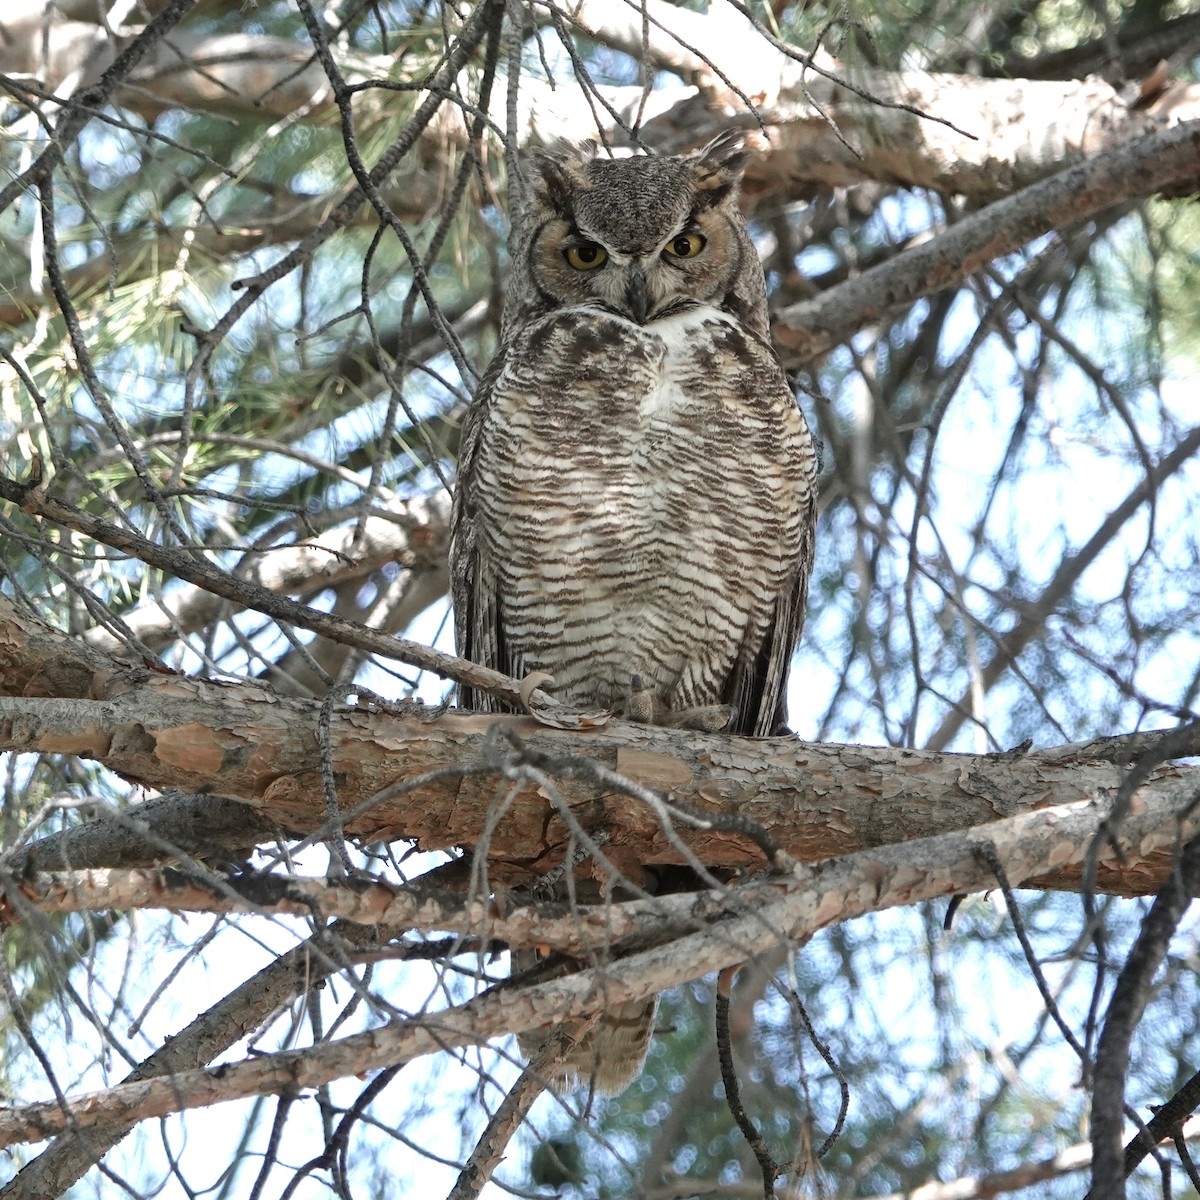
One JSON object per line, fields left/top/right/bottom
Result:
{"left": 664, "top": 233, "right": 706, "bottom": 259}
{"left": 564, "top": 243, "right": 608, "bottom": 271}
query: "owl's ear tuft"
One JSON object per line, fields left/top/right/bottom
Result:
{"left": 528, "top": 140, "right": 598, "bottom": 217}
{"left": 693, "top": 130, "right": 749, "bottom": 208}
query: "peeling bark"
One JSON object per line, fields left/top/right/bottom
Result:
{"left": 0, "top": 782, "right": 1197, "bottom": 1146}
{"left": 1, "top": 594, "right": 1195, "bottom": 896}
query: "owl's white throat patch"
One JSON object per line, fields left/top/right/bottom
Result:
{"left": 640, "top": 304, "right": 731, "bottom": 417}
{"left": 649, "top": 303, "right": 730, "bottom": 337}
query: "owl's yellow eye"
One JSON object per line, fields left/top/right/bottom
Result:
{"left": 664, "top": 233, "right": 706, "bottom": 259}
{"left": 564, "top": 243, "right": 608, "bottom": 270}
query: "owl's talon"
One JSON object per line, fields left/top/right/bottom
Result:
{"left": 518, "top": 670, "right": 556, "bottom": 712}
{"left": 622, "top": 681, "right": 735, "bottom": 732}
{"left": 523, "top": 677, "right": 612, "bottom": 730}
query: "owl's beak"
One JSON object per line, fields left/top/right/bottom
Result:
{"left": 625, "top": 267, "right": 649, "bottom": 324}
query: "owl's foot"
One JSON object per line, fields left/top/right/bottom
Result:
{"left": 626, "top": 675, "right": 735, "bottom": 732}
{"left": 521, "top": 671, "right": 612, "bottom": 730}
{"left": 627, "top": 675, "right": 657, "bottom": 724}
{"left": 665, "top": 704, "right": 737, "bottom": 732}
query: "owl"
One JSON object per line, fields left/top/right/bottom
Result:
{"left": 450, "top": 131, "right": 818, "bottom": 1093}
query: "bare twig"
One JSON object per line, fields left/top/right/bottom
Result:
{"left": 716, "top": 965, "right": 783, "bottom": 1199}
{"left": 1087, "top": 835, "right": 1200, "bottom": 1199}
{"left": 0, "top": 471, "right": 534, "bottom": 708}
{"left": 447, "top": 1053, "right": 555, "bottom": 1200}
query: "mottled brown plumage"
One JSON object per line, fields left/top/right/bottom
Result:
{"left": 450, "top": 132, "right": 818, "bottom": 1093}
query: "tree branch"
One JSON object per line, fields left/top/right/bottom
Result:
{"left": 0, "top": 785, "right": 1197, "bottom": 1147}
{"left": 83, "top": 501, "right": 448, "bottom": 658}
{"left": 4, "top": 1, "right": 1199, "bottom": 218}
{"left": 0, "top": 474, "right": 523, "bottom": 708}
{"left": 0, "top": 866, "right": 690, "bottom": 956}
{"left": 1, "top": 591, "right": 1197, "bottom": 895}
{"left": 772, "top": 118, "right": 1200, "bottom": 365}
{"left": 1088, "top": 836, "right": 1200, "bottom": 1199}
{"left": 923, "top": 424, "right": 1200, "bottom": 751}
{"left": 0, "top": 917, "right": 381, "bottom": 1199}
{"left": 0, "top": 0, "right": 199, "bottom": 214}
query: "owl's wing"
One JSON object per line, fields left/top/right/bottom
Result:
{"left": 723, "top": 475, "right": 818, "bottom": 739}
{"left": 449, "top": 349, "right": 517, "bottom": 717}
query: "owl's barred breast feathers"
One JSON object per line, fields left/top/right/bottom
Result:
{"left": 450, "top": 131, "right": 818, "bottom": 1092}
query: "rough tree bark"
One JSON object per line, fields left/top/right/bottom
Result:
{"left": 2, "top": 594, "right": 1196, "bottom": 898}
{"left": 0, "top": 778, "right": 1196, "bottom": 1147}
{"left": 1, "top": 3, "right": 1198, "bottom": 1195}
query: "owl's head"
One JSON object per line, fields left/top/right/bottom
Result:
{"left": 509, "top": 131, "right": 768, "bottom": 335}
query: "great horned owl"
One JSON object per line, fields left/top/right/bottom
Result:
{"left": 450, "top": 131, "right": 818, "bottom": 1093}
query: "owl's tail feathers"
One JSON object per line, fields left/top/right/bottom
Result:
{"left": 519, "top": 997, "right": 658, "bottom": 1096}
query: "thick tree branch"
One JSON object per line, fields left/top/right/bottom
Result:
{"left": 6, "top": 4, "right": 1199, "bottom": 390}
{"left": 0, "top": 784, "right": 1197, "bottom": 1147}
{"left": 557, "top": 0, "right": 1200, "bottom": 195}
{"left": 4, "top": 61, "right": 1194, "bottom": 327}
{"left": 1, "top": 593, "right": 1197, "bottom": 896}
{"left": 3, "top": 1, "right": 1198, "bottom": 220}
{"left": 772, "top": 118, "right": 1200, "bottom": 365}
{"left": 0, "top": 866, "right": 684, "bottom": 956}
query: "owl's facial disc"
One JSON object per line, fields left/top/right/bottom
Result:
{"left": 555, "top": 225, "right": 714, "bottom": 325}
{"left": 536, "top": 166, "right": 735, "bottom": 324}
